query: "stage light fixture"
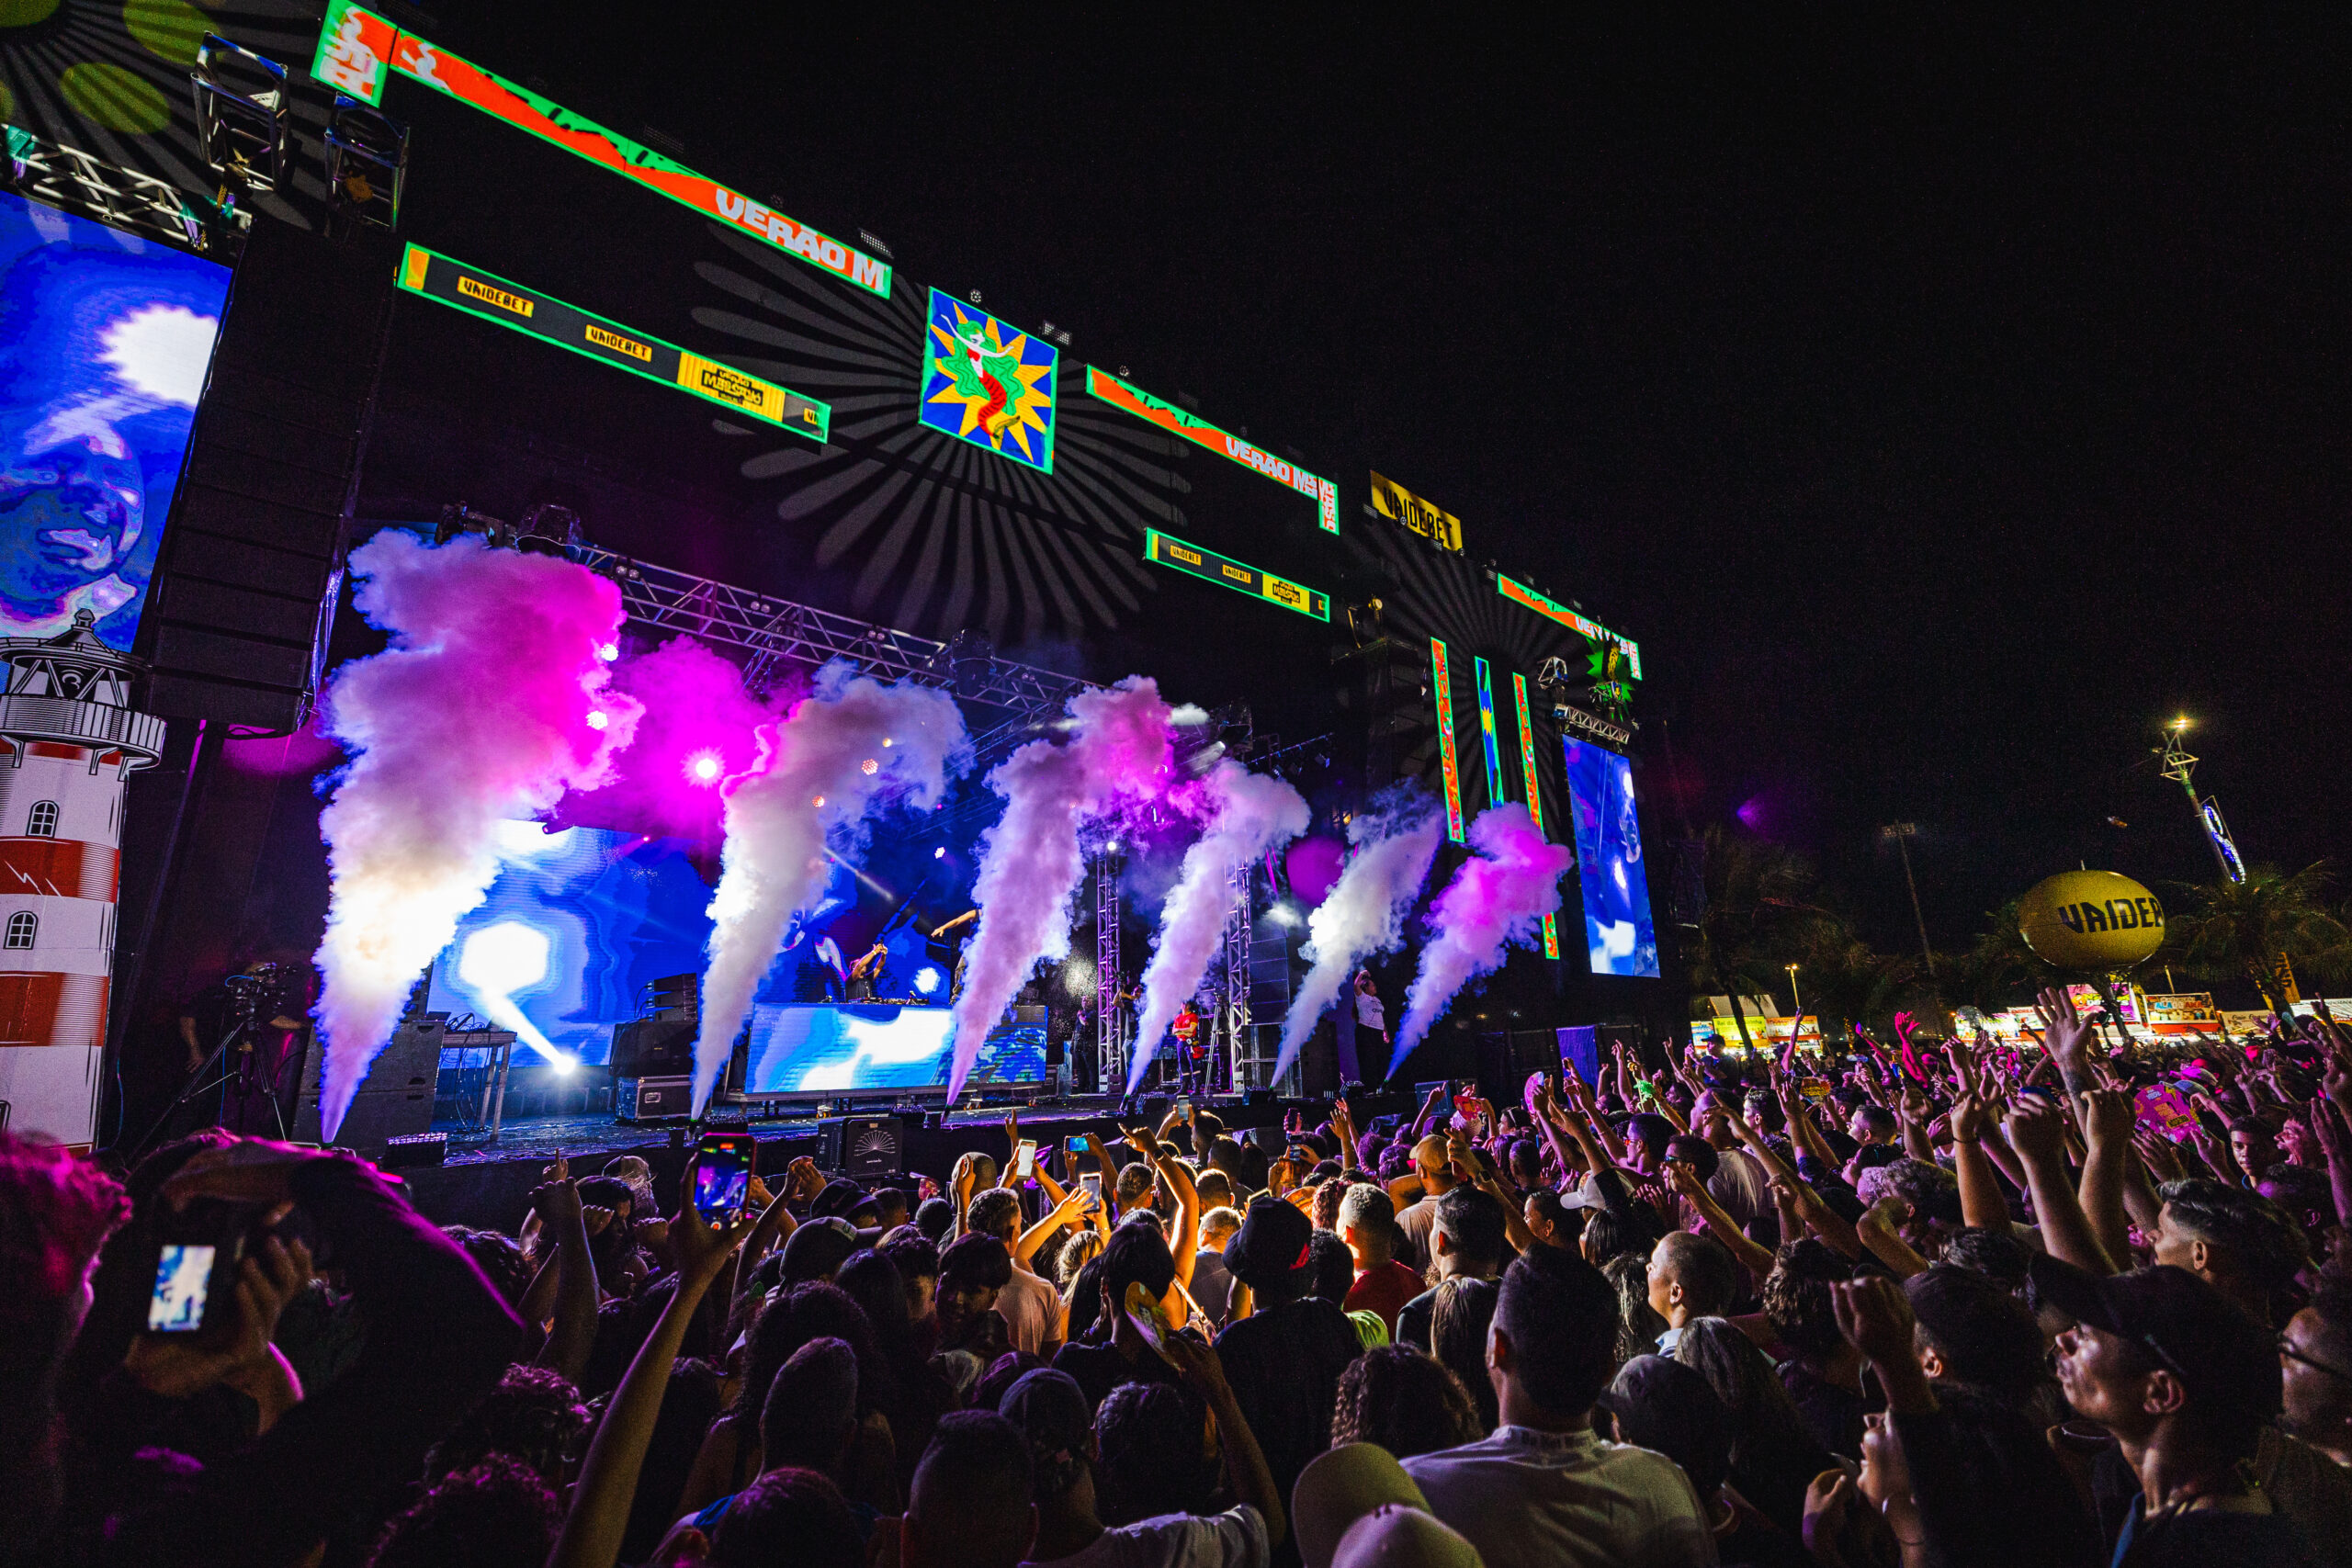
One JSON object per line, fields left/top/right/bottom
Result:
{"left": 914, "top": 966, "right": 943, "bottom": 995}
{"left": 585, "top": 711, "right": 609, "bottom": 730}
{"left": 862, "top": 759, "right": 878, "bottom": 774}
{"left": 933, "top": 847, "right": 948, "bottom": 860}
{"left": 193, "top": 35, "right": 288, "bottom": 195}
{"left": 323, "top": 94, "right": 410, "bottom": 230}
{"left": 599, "top": 644, "right": 620, "bottom": 662}
{"left": 686, "top": 751, "right": 723, "bottom": 784}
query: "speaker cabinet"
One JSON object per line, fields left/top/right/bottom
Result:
{"left": 611, "top": 1017, "right": 695, "bottom": 1078}
{"left": 291, "top": 1012, "right": 440, "bottom": 1155}
{"left": 817, "top": 1113, "right": 903, "bottom": 1179}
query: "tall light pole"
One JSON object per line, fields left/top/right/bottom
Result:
{"left": 1880, "top": 822, "right": 1937, "bottom": 977}
{"left": 2156, "top": 717, "right": 2245, "bottom": 883}
{"left": 1784, "top": 962, "right": 1803, "bottom": 1016}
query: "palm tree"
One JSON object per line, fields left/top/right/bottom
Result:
{"left": 1683, "top": 826, "right": 1838, "bottom": 1052}
{"left": 1949, "top": 899, "right": 2064, "bottom": 1016}
{"left": 1792, "top": 926, "right": 1922, "bottom": 1043}
{"left": 2163, "top": 862, "right": 2351, "bottom": 1021}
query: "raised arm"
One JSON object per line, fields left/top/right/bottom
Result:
{"left": 1667, "top": 1159, "right": 1777, "bottom": 1280}
{"left": 1947, "top": 1095, "right": 2013, "bottom": 1237}
{"left": 529, "top": 1177, "right": 602, "bottom": 1386}
{"left": 2004, "top": 1096, "right": 2113, "bottom": 1275}
{"left": 2074, "top": 1089, "right": 2137, "bottom": 1274}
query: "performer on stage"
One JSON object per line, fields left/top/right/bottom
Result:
{"left": 928, "top": 908, "right": 978, "bottom": 998}
{"left": 1340, "top": 967, "right": 1390, "bottom": 1089}
{"left": 845, "top": 941, "right": 889, "bottom": 1001}
{"left": 1172, "top": 1001, "right": 1204, "bottom": 1093}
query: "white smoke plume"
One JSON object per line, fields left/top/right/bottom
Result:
{"left": 313, "top": 531, "right": 639, "bottom": 1138}
{"left": 1393, "top": 802, "right": 1577, "bottom": 1063}
{"left": 694, "top": 667, "right": 967, "bottom": 1112}
{"left": 1127, "top": 761, "right": 1308, "bottom": 1092}
{"left": 1271, "top": 800, "right": 1443, "bottom": 1085}
{"left": 949, "top": 677, "right": 1173, "bottom": 1102}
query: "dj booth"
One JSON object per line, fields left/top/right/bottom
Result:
{"left": 615, "top": 1000, "right": 1052, "bottom": 1120}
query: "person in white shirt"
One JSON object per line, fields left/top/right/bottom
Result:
{"left": 971, "top": 1187, "right": 1065, "bottom": 1359}
{"left": 1402, "top": 1249, "right": 1717, "bottom": 1568}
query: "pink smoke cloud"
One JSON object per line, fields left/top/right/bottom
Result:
{"left": 1392, "top": 803, "right": 1574, "bottom": 1067}
{"left": 1272, "top": 798, "right": 1442, "bottom": 1084}
{"left": 557, "top": 636, "right": 780, "bottom": 842}
{"left": 312, "top": 531, "right": 639, "bottom": 1138}
{"left": 949, "top": 677, "right": 1173, "bottom": 1102}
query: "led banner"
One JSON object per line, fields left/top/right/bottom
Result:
{"left": 1368, "top": 470, "right": 1464, "bottom": 551}
{"left": 396, "top": 244, "right": 831, "bottom": 440}
{"left": 922, "top": 289, "right": 1057, "bottom": 473}
{"left": 1511, "top": 672, "right": 1561, "bottom": 959}
{"left": 313, "top": 3, "right": 890, "bottom": 298}
{"left": 1142, "top": 529, "right": 1330, "bottom": 621}
{"left": 1430, "top": 638, "right": 1465, "bottom": 842}
{"left": 1496, "top": 572, "right": 1643, "bottom": 680}
{"left": 1087, "top": 367, "right": 1338, "bottom": 533}
{"left": 1474, "top": 656, "right": 1506, "bottom": 807}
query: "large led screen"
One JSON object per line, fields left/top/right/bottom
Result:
{"left": 1562, "top": 738, "right": 1660, "bottom": 977}
{"left": 747, "top": 1004, "right": 1048, "bottom": 1095}
{"left": 0, "top": 191, "right": 229, "bottom": 650}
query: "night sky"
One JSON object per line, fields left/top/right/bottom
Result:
{"left": 437, "top": 7, "right": 2352, "bottom": 957}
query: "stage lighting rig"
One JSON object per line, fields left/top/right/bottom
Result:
{"left": 323, "top": 95, "right": 410, "bottom": 231}
{"left": 434, "top": 503, "right": 511, "bottom": 548}
{"left": 948, "top": 628, "right": 995, "bottom": 699}
{"left": 515, "top": 503, "right": 583, "bottom": 558}
{"left": 192, "top": 36, "right": 288, "bottom": 198}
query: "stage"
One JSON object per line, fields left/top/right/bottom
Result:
{"left": 396, "top": 1087, "right": 1422, "bottom": 1232}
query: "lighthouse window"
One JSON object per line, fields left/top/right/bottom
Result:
{"left": 26, "top": 801, "right": 56, "bottom": 838}
{"left": 6, "top": 912, "right": 35, "bottom": 949}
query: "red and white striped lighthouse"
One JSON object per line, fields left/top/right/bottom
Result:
{"left": 0, "top": 611, "right": 164, "bottom": 1148}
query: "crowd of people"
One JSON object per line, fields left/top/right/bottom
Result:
{"left": 12, "top": 984, "right": 2352, "bottom": 1566}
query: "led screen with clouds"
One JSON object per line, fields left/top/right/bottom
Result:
{"left": 1562, "top": 738, "right": 1661, "bottom": 978}
{"left": 0, "top": 190, "right": 229, "bottom": 650}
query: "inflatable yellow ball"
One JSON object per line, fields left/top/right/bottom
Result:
{"left": 2018, "top": 871, "right": 2165, "bottom": 970}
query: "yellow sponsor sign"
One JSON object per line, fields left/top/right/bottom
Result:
{"left": 584, "top": 323, "right": 652, "bottom": 363}
{"left": 1369, "top": 470, "right": 1464, "bottom": 552}
{"left": 677, "top": 351, "right": 782, "bottom": 421}
{"left": 457, "top": 275, "right": 534, "bottom": 317}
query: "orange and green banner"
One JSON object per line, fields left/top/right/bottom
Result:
{"left": 312, "top": 3, "right": 888, "bottom": 298}
{"left": 1087, "top": 367, "right": 1337, "bottom": 533}
{"left": 1512, "top": 671, "right": 1561, "bottom": 959}
{"left": 1143, "top": 529, "right": 1329, "bottom": 621}
{"left": 1496, "top": 571, "right": 1643, "bottom": 680}
{"left": 1430, "top": 637, "right": 1464, "bottom": 843}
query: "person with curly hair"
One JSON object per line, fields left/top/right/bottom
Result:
{"left": 1757, "top": 1237, "right": 1864, "bottom": 1456}
{"left": 363, "top": 1454, "right": 561, "bottom": 1568}
{"left": 1331, "top": 1346, "right": 1482, "bottom": 1460}
{"left": 422, "top": 1363, "right": 590, "bottom": 1489}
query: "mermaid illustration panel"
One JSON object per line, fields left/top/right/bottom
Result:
{"left": 918, "top": 288, "right": 1057, "bottom": 474}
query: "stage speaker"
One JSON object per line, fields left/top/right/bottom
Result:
{"left": 1013, "top": 1004, "right": 1047, "bottom": 1023}
{"left": 138, "top": 220, "right": 401, "bottom": 730}
{"left": 817, "top": 1114, "right": 903, "bottom": 1179}
{"left": 615, "top": 1076, "right": 692, "bottom": 1122}
{"left": 611, "top": 1017, "right": 695, "bottom": 1078}
{"left": 292, "top": 1012, "right": 440, "bottom": 1153}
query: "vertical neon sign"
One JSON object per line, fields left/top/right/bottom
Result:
{"left": 1512, "top": 671, "right": 1561, "bottom": 960}
{"left": 1430, "top": 637, "right": 1464, "bottom": 843}
{"left": 1474, "top": 657, "right": 1507, "bottom": 808}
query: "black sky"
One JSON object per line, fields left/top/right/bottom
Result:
{"left": 434, "top": 6, "right": 2352, "bottom": 957}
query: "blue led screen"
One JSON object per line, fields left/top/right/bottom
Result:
{"left": 0, "top": 190, "right": 229, "bottom": 650}
{"left": 1562, "top": 738, "right": 1661, "bottom": 978}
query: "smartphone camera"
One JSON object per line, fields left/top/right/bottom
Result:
{"left": 693, "top": 1133, "right": 752, "bottom": 1223}
{"left": 146, "top": 1200, "right": 260, "bottom": 1337}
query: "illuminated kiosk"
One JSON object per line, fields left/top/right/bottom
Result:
{"left": 0, "top": 612, "right": 164, "bottom": 1147}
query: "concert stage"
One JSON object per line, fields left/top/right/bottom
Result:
{"left": 397, "top": 1087, "right": 1421, "bottom": 1232}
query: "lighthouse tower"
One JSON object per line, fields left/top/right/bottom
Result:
{"left": 0, "top": 611, "right": 164, "bottom": 1148}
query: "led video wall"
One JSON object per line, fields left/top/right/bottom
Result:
{"left": 0, "top": 191, "right": 229, "bottom": 651}
{"left": 745, "top": 1004, "right": 1048, "bottom": 1095}
{"left": 1562, "top": 738, "right": 1660, "bottom": 978}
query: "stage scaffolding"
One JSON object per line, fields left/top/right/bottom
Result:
{"left": 1093, "top": 848, "right": 1126, "bottom": 1091}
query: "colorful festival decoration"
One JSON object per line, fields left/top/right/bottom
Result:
{"left": 921, "top": 290, "right": 1058, "bottom": 472}
{"left": 1496, "top": 572, "right": 1643, "bottom": 680}
{"left": 1512, "top": 671, "right": 1561, "bottom": 959}
{"left": 1087, "top": 367, "right": 1339, "bottom": 533}
{"left": 1430, "top": 637, "right": 1464, "bottom": 843}
{"left": 311, "top": 2, "right": 890, "bottom": 297}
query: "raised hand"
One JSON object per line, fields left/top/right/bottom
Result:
{"left": 2004, "top": 1095, "right": 2068, "bottom": 1164}
{"left": 126, "top": 1230, "right": 315, "bottom": 1398}
{"left": 2076, "top": 1087, "right": 2136, "bottom": 1149}
{"left": 668, "top": 1166, "right": 754, "bottom": 1286}
{"left": 531, "top": 1175, "right": 584, "bottom": 1230}
{"left": 1831, "top": 1273, "right": 1918, "bottom": 1368}
{"left": 2032, "top": 986, "right": 2098, "bottom": 1097}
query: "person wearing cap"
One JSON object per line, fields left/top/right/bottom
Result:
{"left": 1292, "top": 1443, "right": 1454, "bottom": 1568}
{"left": 1393, "top": 1137, "right": 1462, "bottom": 1274}
{"left": 2035, "top": 1253, "right": 2320, "bottom": 1565}
{"left": 1214, "top": 1197, "right": 1366, "bottom": 1517}
{"left": 999, "top": 1357, "right": 1283, "bottom": 1566}
{"left": 1402, "top": 1249, "right": 1713, "bottom": 1567}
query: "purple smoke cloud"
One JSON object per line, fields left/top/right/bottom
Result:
{"left": 1126, "top": 761, "right": 1309, "bottom": 1092}
{"left": 1272, "top": 797, "right": 1443, "bottom": 1085}
{"left": 313, "top": 531, "right": 640, "bottom": 1138}
{"left": 1393, "top": 803, "right": 1576, "bottom": 1064}
{"left": 694, "top": 667, "right": 967, "bottom": 1112}
{"left": 949, "top": 677, "right": 1173, "bottom": 1102}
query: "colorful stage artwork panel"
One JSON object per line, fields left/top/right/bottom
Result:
{"left": 0, "top": 190, "right": 229, "bottom": 651}
{"left": 1563, "top": 738, "right": 1661, "bottom": 978}
{"left": 921, "top": 289, "right": 1058, "bottom": 473}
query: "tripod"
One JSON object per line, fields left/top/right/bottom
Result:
{"left": 126, "top": 976, "right": 291, "bottom": 1159}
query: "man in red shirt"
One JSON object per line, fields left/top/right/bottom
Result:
{"left": 1339, "top": 1181, "right": 1423, "bottom": 1337}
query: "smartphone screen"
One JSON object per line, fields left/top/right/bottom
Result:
{"left": 1069, "top": 1134, "right": 1093, "bottom": 1154}
{"left": 149, "top": 1243, "right": 216, "bottom": 1333}
{"left": 1013, "top": 1139, "right": 1037, "bottom": 1180}
{"left": 693, "top": 1134, "right": 752, "bottom": 1222}
{"left": 1176, "top": 1098, "right": 1193, "bottom": 1120}
{"left": 1078, "top": 1171, "right": 1102, "bottom": 1211}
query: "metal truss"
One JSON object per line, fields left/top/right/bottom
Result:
{"left": 1093, "top": 849, "right": 1126, "bottom": 1091}
{"left": 576, "top": 547, "right": 1096, "bottom": 728}
{"left": 1217, "top": 861, "right": 1252, "bottom": 1095}
{"left": 4, "top": 127, "right": 232, "bottom": 255}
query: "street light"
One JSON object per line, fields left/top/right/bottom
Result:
{"left": 1785, "top": 962, "right": 1804, "bottom": 1016}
